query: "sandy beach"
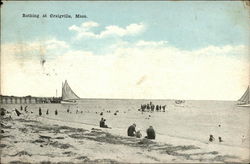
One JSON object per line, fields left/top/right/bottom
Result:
{"left": 1, "top": 100, "right": 249, "bottom": 163}
{"left": 2, "top": 0, "right": 250, "bottom": 162}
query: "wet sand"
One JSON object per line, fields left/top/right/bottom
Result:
{"left": 1, "top": 106, "right": 249, "bottom": 163}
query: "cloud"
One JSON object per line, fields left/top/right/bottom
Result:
{"left": 1, "top": 38, "right": 249, "bottom": 100}
{"left": 136, "top": 40, "right": 168, "bottom": 47}
{"left": 1, "top": 38, "right": 70, "bottom": 96}
{"left": 2, "top": 38, "right": 69, "bottom": 59}
{"left": 68, "top": 21, "right": 99, "bottom": 32}
{"left": 44, "top": 39, "right": 69, "bottom": 50}
{"left": 69, "top": 21, "right": 145, "bottom": 39}
{"left": 68, "top": 21, "right": 99, "bottom": 39}
{"left": 82, "top": 21, "right": 99, "bottom": 28}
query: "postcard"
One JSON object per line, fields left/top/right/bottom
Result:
{"left": 1, "top": 1, "right": 249, "bottom": 163}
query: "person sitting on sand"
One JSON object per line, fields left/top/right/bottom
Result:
{"left": 55, "top": 110, "right": 58, "bottom": 115}
{"left": 135, "top": 130, "right": 142, "bottom": 138}
{"left": 127, "top": 123, "right": 136, "bottom": 137}
{"left": 100, "top": 118, "right": 109, "bottom": 128}
{"left": 103, "top": 119, "right": 109, "bottom": 128}
{"left": 100, "top": 118, "right": 105, "bottom": 127}
{"left": 145, "top": 126, "right": 155, "bottom": 139}
{"left": 46, "top": 109, "right": 49, "bottom": 115}
{"left": 209, "top": 134, "right": 215, "bottom": 142}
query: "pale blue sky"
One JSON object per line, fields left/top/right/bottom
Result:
{"left": 1, "top": 1, "right": 249, "bottom": 99}
{"left": 2, "top": 1, "right": 249, "bottom": 51}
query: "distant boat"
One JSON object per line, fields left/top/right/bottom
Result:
{"left": 61, "top": 80, "right": 80, "bottom": 104}
{"left": 237, "top": 86, "right": 250, "bottom": 107}
{"left": 174, "top": 100, "right": 185, "bottom": 107}
{"left": 175, "top": 100, "right": 185, "bottom": 104}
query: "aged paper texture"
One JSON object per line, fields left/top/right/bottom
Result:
{"left": 1, "top": 1, "right": 249, "bottom": 163}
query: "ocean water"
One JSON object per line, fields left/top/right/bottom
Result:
{"left": 2, "top": 99, "right": 249, "bottom": 149}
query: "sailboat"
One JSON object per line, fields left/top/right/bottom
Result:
{"left": 174, "top": 100, "right": 185, "bottom": 107}
{"left": 61, "top": 80, "right": 80, "bottom": 104}
{"left": 237, "top": 86, "right": 250, "bottom": 107}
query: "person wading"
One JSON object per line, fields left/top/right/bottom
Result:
{"left": 39, "top": 107, "right": 42, "bottom": 116}
{"left": 209, "top": 135, "right": 215, "bottom": 142}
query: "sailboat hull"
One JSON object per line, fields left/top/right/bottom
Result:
{"left": 237, "top": 104, "right": 250, "bottom": 107}
{"left": 61, "top": 100, "right": 78, "bottom": 105}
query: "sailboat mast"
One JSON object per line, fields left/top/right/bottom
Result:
{"left": 62, "top": 81, "right": 64, "bottom": 99}
{"left": 248, "top": 86, "right": 250, "bottom": 104}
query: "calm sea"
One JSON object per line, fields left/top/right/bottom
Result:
{"left": 1, "top": 99, "right": 249, "bottom": 148}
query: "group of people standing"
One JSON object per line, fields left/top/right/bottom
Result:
{"left": 139, "top": 101, "right": 166, "bottom": 112}
{"left": 127, "top": 123, "right": 156, "bottom": 139}
{"left": 39, "top": 107, "right": 58, "bottom": 116}
{"left": 67, "top": 108, "right": 84, "bottom": 114}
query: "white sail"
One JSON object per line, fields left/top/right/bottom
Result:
{"left": 238, "top": 86, "right": 250, "bottom": 105}
{"left": 62, "top": 80, "right": 80, "bottom": 100}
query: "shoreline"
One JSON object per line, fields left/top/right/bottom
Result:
{"left": 1, "top": 107, "right": 249, "bottom": 163}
